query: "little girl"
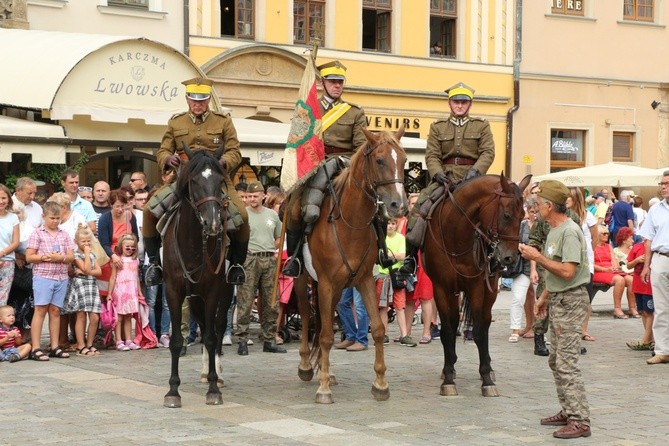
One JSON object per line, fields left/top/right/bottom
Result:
{"left": 63, "top": 227, "right": 103, "bottom": 356}
{"left": 109, "top": 234, "right": 143, "bottom": 351}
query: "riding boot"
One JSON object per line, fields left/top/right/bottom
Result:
{"left": 144, "top": 235, "right": 163, "bottom": 287}
{"left": 282, "top": 229, "right": 303, "bottom": 278}
{"left": 227, "top": 239, "right": 248, "bottom": 285}
{"left": 398, "top": 241, "right": 419, "bottom": 275}
{"left": 302, "top": 157, "right": 343, "bottom": 224}
{"left": 534, "top": 333, "right": 549, "bottom": 356}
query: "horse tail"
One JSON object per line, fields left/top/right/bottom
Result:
{"left": 308, "top": 288, "right": 322, "bottom": 371}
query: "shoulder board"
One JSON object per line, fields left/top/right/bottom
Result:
{"left": 211, "top": 110, "right": 232, "bottom": 118}
{"left": 170, "top": 111, "right": 187, "bottom": 120}
{"left": 347, "top": 102, "right": 361, "bottom": 110}
{"left": 469, "top": 116, "right": 487, "bottom": 122}
{"left": 432, "top": 118, "right": 449, "bottom": 124}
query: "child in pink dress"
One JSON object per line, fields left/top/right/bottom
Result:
{"left": 109, "top": 234, "right": 143, "bottom": 351}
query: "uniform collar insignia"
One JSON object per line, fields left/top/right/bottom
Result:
{"left": 189, "top": 110, "right": 210, "bottom": 123}
{"left": 449, "top": 116, "right": 469, "bottom": 126}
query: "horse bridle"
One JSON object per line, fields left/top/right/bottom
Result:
{"left": 173, "top": 177, "right": 227, "bottom": 284}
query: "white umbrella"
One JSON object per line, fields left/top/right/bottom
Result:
{"left": 533, "top": 162, "right": 663, "bottom": 187}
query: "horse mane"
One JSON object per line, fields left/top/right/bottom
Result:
{"left": 174, "top": 150, "right": 224, "bottom": 200}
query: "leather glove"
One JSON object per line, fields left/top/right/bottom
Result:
{"left": 433, "top": 170, "right": 450, "bottom": 184}
{"left": 463, "top": 167, "right": 480, "bottom": 181}
{"left": 166, "top": 154, "right": 181, "bottom": 169}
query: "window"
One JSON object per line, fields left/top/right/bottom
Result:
{"left": 430, "top": 0, "right": 456, "bottom": 58}
{"left": 108, "top": 0, "right": 148, "bottom": 8}
{"left": 221, "top": 0, "right": 254, "bottom": 39}
{"left": 612, "top": 132, "right": 634, "bottom": 161}
{"left": 623, "top": 0, "right": 654, "bottom": 21}
{"left": 551, "top": 0, "right": 585, "bottom": 16}
{"left": 550, "top": 129, "right": 586, "bottom": 172}
{"left": 294, "top": 0, "right": 325, "bottom": 45}
{"left": 362, "top": 0, "right": 392, "bottom": 52}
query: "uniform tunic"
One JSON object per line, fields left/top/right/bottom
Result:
{"left": 425, "top": 115, "right": 495, "bottom": 181}
{"left": 319, "top": 98, "right": 367, "bottom": 154}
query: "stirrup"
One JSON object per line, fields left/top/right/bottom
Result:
{"left": 145, "top": 263, "right": 163, "bottom": 287}
{"left": 282, "top": 256, "right": 302, "bottom": 278}
{"left": 398, "top": 256, "right": 416, "bottom": 275}
{"left": 226, "top": 264, "right": 246, "bottom": 285}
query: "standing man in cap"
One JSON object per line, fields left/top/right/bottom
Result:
{"left": 143, "top": 76, "right": 249, "bottom": 287}
{"left": 282, "top": 60, "right": 367, "bottom": 277}
{"left": 400, "top": 82, "right": 495, "bottom": 274}
{"left": 234, "top": 181, "right": 285, "bottom": 355}
{"left": 518, "top": 180, "right": 592, "bottom": 439}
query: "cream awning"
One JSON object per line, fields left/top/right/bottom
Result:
{"left": 0, "top": 115, "right": 74, "bottom": 163}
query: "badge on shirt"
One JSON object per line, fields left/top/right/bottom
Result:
{"left": 213, "top": 137, "right": 220, "bottom": 144}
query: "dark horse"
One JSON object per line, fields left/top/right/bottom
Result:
{"left": 163, "top": 146, "right": 234, "bottom": 407}
{"left": 423, "top": 174, "right": 532, "bottom": 397}
{"left": 286, "top": 128, "right": 408, "bottom": 404}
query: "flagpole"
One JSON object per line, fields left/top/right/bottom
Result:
{"left": 271, "top": 38, "right": 321, "bottom": 309}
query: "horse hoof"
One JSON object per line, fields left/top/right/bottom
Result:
{"left": 371, "top": 385, "right": 390, "bottom": 401}
{"left": 164, "top": 396, "right": 182, "bottom": 408}
{"left": 206, "top": 393, "right": 224, "bottom": 405}
{"left": 440, "top": 384, "right": 458, "bottom": 396}
{"left": 298, "top": 367, "right": 314, "bottom": 382}
{"left": 315, "top": 392, "right": 334, "bottom": 404}
{"left": 482, "top": 385, "right": 499, "bottom": 397}
{"left": 329, "top": 375, "right": 338, "bottom": 386}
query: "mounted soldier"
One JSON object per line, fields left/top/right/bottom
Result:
{"left": 399, "top": 82, "right": 496, "bottom": 274}
{"left": 143, "top": 77, "right": 249, "bottom": 286}
{"left": 282, "top": 60, "right": 368, "bottom": 277}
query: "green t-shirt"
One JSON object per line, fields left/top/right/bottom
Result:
{"left": 247, "top": 206, "right": 282, "bottom": 252}
{"left": 543, "top": 218, "right": 590, "bottom": 293}
{"left": 378, "top": 232, "right": 405, "bottom": 275}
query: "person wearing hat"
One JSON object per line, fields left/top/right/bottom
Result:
{"left": 143, "top": 76, "right": 249, "bottom": 288}
{"left": 233, "top": 181, "right": 286, "bottom": 355}
{"left": 399, "top": 82, "right": 495, "bottom": 274}
{"left": 518, "top": 180, "right": 592, "bottom": 439}
{"left": 282, "top": 60, "right": 367, "bottom": 278}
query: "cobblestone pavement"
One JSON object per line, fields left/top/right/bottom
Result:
{"left": 3, "top": 289, "right": 667, "bottom": 445}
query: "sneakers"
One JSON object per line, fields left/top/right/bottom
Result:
{"left": 383, "top": 335, "right": 389, "bottom": 345}
{"left": 159, "top": 334, "right": 170, "bottom": 348}
{"left": 463, "top": 330, "right": 474, "bottom": 341}
{"left": 116, "top": 341, "right": 130, "bottom": 351}
{"left": 126, "top": 340, "right": 140, "bottom": 350}
{"left": 430, "top": 324, "right": 440, "bottom": 340}
{"left": 400, "top": 335, "right": 417, "bottom": 347}
{"left": 222, "top": 335, "right": 232, "bottom": 346}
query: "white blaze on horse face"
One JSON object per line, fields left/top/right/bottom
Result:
{"left": 202, "top": 167, "right": 213, "bottom": 179}
{"left": 390, "top": 147, "right": 404, "bottom": 196}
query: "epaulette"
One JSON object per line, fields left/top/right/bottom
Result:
{"left": 170, "top": 111, "right": 187, "bottom": 120}
{"left": 469, "top": 116, "right": 487, "bottom": 122}
{"left": 211, "top": 109, "right": 232, "bottom": 118}
{"left": 432, "top": 118, "right": 449, "bottom": 124}
{"left": 347, "top": 102, "right": 361, "bottom": 110}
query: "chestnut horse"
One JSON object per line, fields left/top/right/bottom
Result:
{"left": 162, "top": 147, "right": 234, "bottom": 407}
{"left": 423, "top": 174, "right": 532, "bottom": 397}
{"left": 287, "top": 128, "right": 408, "bottom": 404}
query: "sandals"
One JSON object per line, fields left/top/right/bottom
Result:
{"left": 48, "top": 347, "right": 70, "bottom": 359}
{"left": 508, "top": 333, "right": 520, "bottom": 343}
{"left": 613, "top": 310, "right": 628, "bottom": 319}
{"left": 581, "top": 334, "right": 596, "bottom": 342}
{"left": 626, "top": 340, "right": 654, "bottom": 351}
{"left": 77, "top": 347, "right": 94, "bottom": 356}
{"left": 30, "top": 348, "right": 50, "bottom": 361}
{"left": 86, "top": 346, "right": 101, "bottom": 356}
{"left": 419, "top": 336, "right": 432, "bottom": 344}
{"left": 629, "top": 310, "right": 642, "bottom": 318}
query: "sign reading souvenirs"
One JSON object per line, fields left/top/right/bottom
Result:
{"left": 367, "top": 116, "right": 421, "bottom": 130}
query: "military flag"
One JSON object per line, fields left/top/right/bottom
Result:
{"left": 280, "top": 56, "right": 324, "bottom": 191}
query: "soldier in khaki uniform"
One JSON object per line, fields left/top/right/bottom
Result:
{"left": 143, "top": 77, "right": 249, "bottom": 287}
{"left": 282, "top": 60, "right": 367, "bottom": 277}
{"left": 400, "top": 82, "right": 495, "bottom": 273}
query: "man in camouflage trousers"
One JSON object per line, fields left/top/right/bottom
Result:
{"left": 234, "top": 181, "right": 286, "bottom": 355}
{"left": 519, "top": 180, "right": 591, "bottom": 440}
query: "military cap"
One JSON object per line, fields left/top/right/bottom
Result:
{"left": 445, "top": 82, "right": 474, "bottom": 101}
{"left": 246, "top": 181, "right": 265, "bottom": 194}
{"left": 182, "top": 77, "right": 213, "bottom": 100}
{"left": 537, "top": 180, "right": 570, "bottom": 206}
{"left": 318, "top": 60, "right": 347, "bottom": 80}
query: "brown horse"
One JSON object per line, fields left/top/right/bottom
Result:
{"left": 423, "top": 174, "right": 532, "bottom": 397}
{"left": 286, "top": 128, "right": 408, "bottom": 404}
{"left": 162, "top": 147, "right": 234, "bottom": 407}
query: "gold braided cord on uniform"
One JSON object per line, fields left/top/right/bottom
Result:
{"left": 321, "top": 102, "right": 352, "bottom": 133}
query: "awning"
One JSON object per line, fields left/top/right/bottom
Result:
{"left": 0, "top": 115, "right": 73, "bottom": 163}
{"left": 0, "top": 28, "right": 208, "bottom": 125}
{"left": 233, "top": 118, "right": 427, "bottom": 167}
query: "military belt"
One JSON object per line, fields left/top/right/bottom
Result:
{"left": 443, "top": 156, "right": 476, "bottom": 166}
{"left": 247, "top": 251, "right": 276, "bottom": 258}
